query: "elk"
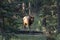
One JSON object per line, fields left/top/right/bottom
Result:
{"left": 23, "top": 15, "right": 34, "bottom": 29}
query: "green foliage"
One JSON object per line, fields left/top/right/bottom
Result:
{"left": 56, "top": 34, "right": 60, "bottom": 40}
{"left": 0, "top": 0, "right": 58, "bottom": 40}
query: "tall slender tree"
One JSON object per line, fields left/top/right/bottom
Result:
{"left": 57, "top": 0, "right": 60, "bottom": 33}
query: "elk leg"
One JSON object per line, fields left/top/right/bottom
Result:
{"left": 24, "top": 25, "right": 26, "bottom": 29}
{"left": 24, "top": 23, "right": 28, "bottom": 29}
{"left": 29, "top": 26, "right": 31, "bottom": 31}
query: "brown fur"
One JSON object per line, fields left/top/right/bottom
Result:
{"left": 23, "top": 15, "right": 34, "bottom": 29}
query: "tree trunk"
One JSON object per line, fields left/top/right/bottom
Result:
{"left": 57, "top": 0, "right": 60, "bottom": 33}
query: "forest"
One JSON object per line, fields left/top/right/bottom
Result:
{"left": 0, "top": 0, "right": 60, "bottom": 40}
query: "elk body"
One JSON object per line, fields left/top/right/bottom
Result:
{"left": 23, "top": 15, "right": 34, "bottom": 29}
